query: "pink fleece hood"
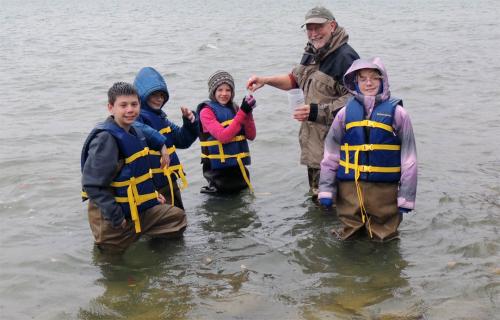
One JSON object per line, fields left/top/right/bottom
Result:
{"left": 343, "top": 57, "right": 391, "bottom": 109}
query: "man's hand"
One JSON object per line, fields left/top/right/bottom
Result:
{"left": 293, "top": 104, "right": 311, "bottom": 122}
{"left": 180, "top": 106, "right": 195, "bottom": 123}
{"left": 160, "top": 145, "right": 170, "bottom": 169}
{"left": 246, "top": 75, "right": 265, "bottom": 92}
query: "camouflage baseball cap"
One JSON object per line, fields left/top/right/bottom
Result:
{"left": 302, "top": 6, "right": 335, "bottom": 27}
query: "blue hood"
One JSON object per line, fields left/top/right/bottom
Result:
{"left": 133, "top": 67, "right": 170, "bottom": 113}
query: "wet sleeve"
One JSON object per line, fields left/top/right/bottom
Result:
{"left": 242, "top": 113, "right": 256, "bottom": 141}
{"left": 81, "top": 132, "right": 124, "bottom": 227}
{"left": 318, "top": 107, "right": 346, "bottom": 200}
{"left": 394, "top": 105, "right": 418, "bottom": 210}
{"left": 133, "top": 122, "right": 166, "bottom": 151}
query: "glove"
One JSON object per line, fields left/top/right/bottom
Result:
{"left": 240, "top": 95, "right": 256, "bottom": 114}
{"left": 399, "top": 207, "right": 411, "bottom": 214}
{"left": 319, "top": 197, "right": 333, "bottom": 208}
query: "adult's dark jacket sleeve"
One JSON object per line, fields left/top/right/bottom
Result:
{"left": 133, "top": 122, "right": 166, "bottom": 150}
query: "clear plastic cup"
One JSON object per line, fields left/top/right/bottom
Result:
{"left": 287, "top": 88, "right": 305, "bottom": 110}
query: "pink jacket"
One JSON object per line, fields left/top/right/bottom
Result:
{"left": 199, "top": 107, "right": 256, "bottom": 143}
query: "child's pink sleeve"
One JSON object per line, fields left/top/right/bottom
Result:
{"left": 199, "top": 107, "right": 248, "bottom": 144}
{"left": 242, "top": 113, "right": 256, "bottom": 140}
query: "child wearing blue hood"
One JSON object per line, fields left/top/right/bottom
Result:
{"left": 134, "top": 67, "right": 199, "bottom": 210}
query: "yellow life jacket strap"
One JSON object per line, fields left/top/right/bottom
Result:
{"left": 126, "top": 185, "right": 141, "bottom": 233}
{"left": 110, "top": 169, "right": 154, "bottom": 188}
{"left": 200, "top": 152, "right": 250, "bottom": 161}
{"left": 123, "top": 176, "right": 158, "bottom": 233}
{"left": 340, "top": 144, "right": 400, "bottom": 239}
{"left": 124, "top": 147, "right": 150, "bottom": 164}
{"left": 341, "top": 143, "right": 400, "bottom": 175}
{"left": 200, "top": 152, "right": 253, "bottom": 192}
{"left": 83, "top": 181, "right": 158, "bottom": 234}
{"left": 236, "top": 155, "right": 253, "bottom": 192}
{"left": 340, "top": 144, "right": 401, "bottom": 152}
{"left": 149, "top": 145, "right": 177, "bottom": 156}
{"left": 199, "top": 135, "right": 246, "bottom": 147}
{"left": 167, "top": 164, "right": 188, "bottom": 190}
{"left": 83, "top": 189, "right": 160, "bottom": 205}
{"left": 114, "top": 189, "right": 158, "bottom": 206}
{"left": 112, "top": 171, "right": 156, "bottom": 233}
{"left": 346, "top": 120, "right": 393, "bottom": 133}
{"left": 339, "top": 160, "right": 401, "bottom": 174}
{"left": 220, "top": 119, "right": 233, "bottom": 127}
{"left": 152, "top": 164, "right": 188, "bottom": 189}
{"left": 159, "top": 127, "right": 172, "bottom": 135}
{"left": 164, "top": 168, "right": 175, "bottom": 206}
{"left": 151, "top": 164, "right": 188, "bottom": 206}
{"left": 200, "top": 135, "right": 247, "bottom": 163}
{"left": 347, "top": 148, "right": 371, "bottom": 237}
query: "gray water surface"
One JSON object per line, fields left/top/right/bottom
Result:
{"left": 1, "top": 0, "right": 499, "bottom": 319}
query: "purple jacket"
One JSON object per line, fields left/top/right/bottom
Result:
{"left": 318, "top": 57, "right": 417, "bottom": 210}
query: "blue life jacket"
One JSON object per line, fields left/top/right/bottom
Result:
{"left": 337, "top": 97, "right": 402, "bottom": 182}
{"left": 81, "top": 121, "right": 159, "bottom": 233}
{"left": 198, "top": 101, "right": 251, "bottom": 170}
{"left": 139, "top": 109, "right": 187, "bottom": 193}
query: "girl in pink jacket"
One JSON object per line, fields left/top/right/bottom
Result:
{"left": 196, "top": 70, "right": 257, "bottom": 194}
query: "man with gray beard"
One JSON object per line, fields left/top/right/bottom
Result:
{"left": 247, "top": 6, "right": 359, "bottom": 201}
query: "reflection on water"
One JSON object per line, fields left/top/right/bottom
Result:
{"left": 78, "top": 194, "right": 260, "bottom": 320}
{"left": 300, "top": 241, "right": 417, "bottom": 319}
{"left": 79, "top": 242, "right": 193, "bottom": 320}
{"left": 193, "top": 192, "right": 257, "bottom": 300}
{"left": 196, "top": 191, "right": 259, "bottom": 235}
{"left": 287, "top": 204, "right": 422, "bottom": 319}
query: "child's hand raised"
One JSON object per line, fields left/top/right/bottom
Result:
{"left": 181, "top": 106, "right": 195, "bottom": 123}
{"left": 240, "top": 95, "right": 256, "bottom": 114}
{"left": 160, "top": 145, "right": 170, "bottom": 169}
{"left": 157, "top": 193, "right": 166, "bottom": 204}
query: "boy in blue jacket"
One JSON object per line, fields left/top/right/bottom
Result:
{"left": 81, "top": 82, "right": 187, "bottom": 251}
{"left": 134, "top": 67, "right": 199, "bottom": 210}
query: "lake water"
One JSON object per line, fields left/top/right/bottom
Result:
{"left": 1, "top": 0, "right": 499, "bottom": 319}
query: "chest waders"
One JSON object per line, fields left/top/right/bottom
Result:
{"left": 338, "top": 98, "right": 402, "bottom": 238}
